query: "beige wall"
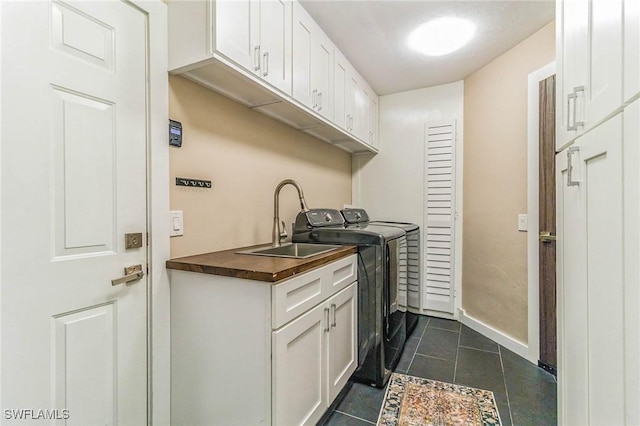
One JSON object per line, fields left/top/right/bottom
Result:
{"left": 169, "top": 75, "right": 352, "bottom": 258}
{"left": 463, "top": 22, "right": 555, "bottom": 343}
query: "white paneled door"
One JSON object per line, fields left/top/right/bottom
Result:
{"left": 1, "top": 1, "right": 149, "bottom": 424}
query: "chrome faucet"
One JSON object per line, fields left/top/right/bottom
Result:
{"left": 272, "top": 179, "right": 310, "bottom": 247}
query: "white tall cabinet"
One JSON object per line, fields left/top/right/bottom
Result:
{"left": 556, "top": 0, "right": 639, "bottom": 423}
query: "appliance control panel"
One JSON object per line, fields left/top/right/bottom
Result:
{"left": 341, "top": 208, "right": 369, "bottom": 224}
{"left": 305, "top": 209, "right": 345, "bottom": 227}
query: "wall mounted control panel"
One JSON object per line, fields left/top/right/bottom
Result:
{"left": 169, "top": 119, "right": 182, "bottom": 147}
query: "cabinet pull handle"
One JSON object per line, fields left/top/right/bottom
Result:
{"left": 263, "top": 51, "right": 269, "bottom": 77}
{"left": 567, "top": 92, "right": 577, "bottom": 131}
{"left": 312, "top": 89, "right": 317, "bottom": 108}
{"left": 324, "top": 308, "right": 330, "bottom": 332}
{"left": 331, "top": 303, "right": 336, "bottom": 327}
{"left": 254, "top": 46, "right": 260, "bottom": 72}
{"left": 573, "top": 86, "right": 585, "bottom": 128}
{"left": 567, "top": 146, "right": 580, "bottom": 187}
{"left": 318, "top": 92, "right": 322, "bottom": 111}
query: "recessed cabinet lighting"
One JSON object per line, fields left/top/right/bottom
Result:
{"left": 408, "top": 17, "right": 476, "bottom": 56}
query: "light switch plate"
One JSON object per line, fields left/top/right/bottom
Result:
{"left": 518, "top": 214, "right": 528, "bottom": 232}
{"left": 170, "top": 211, "right": 184, "bottom": 237}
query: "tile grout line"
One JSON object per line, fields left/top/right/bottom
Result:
{"left": 406, "top": 317, "right": 431, "bottom": 372}
{"left": 453, "top": 322, "right": 462, "bottom": 382}
{"left": 333, "top": 409, "right": 376, "bottom": 425}
{"left": 412, "top": 352, "right": 455, "bottom": 363}
{"left": 498, "top": 345, "right": 515, "bottom": 426}
{"left": 458, "top": 344, "right": 500, "bottom": 354}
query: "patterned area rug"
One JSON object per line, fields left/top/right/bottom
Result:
{"left": 377, "top": 373, "right": 502, "bottom": 426}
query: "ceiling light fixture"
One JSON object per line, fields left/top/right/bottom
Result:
{"left": 408, "top": 17, "right": 476, "bottom": 57}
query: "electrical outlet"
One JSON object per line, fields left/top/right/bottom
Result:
{"left": 170, "top": 211, "right": 184, "bottom": 237}
{"left": 518, "top": 214, "right": 528, "bottom": 232}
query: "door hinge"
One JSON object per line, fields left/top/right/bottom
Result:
{"left": 146, "top": 232, "right": 150, "bottom": 246}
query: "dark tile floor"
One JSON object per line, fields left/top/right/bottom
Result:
{"left": 324, "top": 316, "right": 557, "bottom": 426}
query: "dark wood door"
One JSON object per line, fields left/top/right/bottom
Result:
{"left": 539, "top": 75, "right": 557, "bottom": 373}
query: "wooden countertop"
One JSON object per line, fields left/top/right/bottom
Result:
{"left": 166, "top": 244, "right": 357, "bottom": 283}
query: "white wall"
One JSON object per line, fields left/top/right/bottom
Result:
{"left": 352, "top": 81, "right": 464, "bottom": 316}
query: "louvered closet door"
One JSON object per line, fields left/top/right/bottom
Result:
{"left": 423, "top": 120, "right": 456, "bottom": 313}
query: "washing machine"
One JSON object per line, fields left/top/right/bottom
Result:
{"left": 292, "top": 208, "right": 407, "bottom": 387}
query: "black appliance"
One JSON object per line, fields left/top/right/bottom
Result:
{"left": 368, "top": 220, "right": 421, "bottom": 336}
{"left": 293, "top": 208, "right": 407, "bottom": 387}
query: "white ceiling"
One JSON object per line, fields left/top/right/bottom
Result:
{"left": 299, "top": 0, "right": 555, "bottom": 95}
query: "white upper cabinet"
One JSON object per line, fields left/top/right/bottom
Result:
{"left": 168, "top": 0, "right": 379, "bottom": 154}
{"left": 169, "top": 0, "right": 291, "bottom": 95}
{"left": 339, "top": 60, "right": 369, "bottom": 142}
{"left": 625, "top": 0, "right": 640, "bottom": 103}
{"left": 333, "top": 50, "right": 349, "bottom": 130}
{"left": 258, "top": 0, "right": 292, "bottom": 94}
{"left": 216, "top": 0, "right": 259, "bottom": 72}
{"left": 368, "top": 90, "right": 379, "bottom": 149}
{"left": 292, "top": 2, "right": 333, "bottom": 120}
{"left": 556, "top": 0, "right": 623, "bottom": 151}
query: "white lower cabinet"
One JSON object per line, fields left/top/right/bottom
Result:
{"left": 170, "top": 254, "right": 357, "bottom": 426}
{"left": 272, "top": 283, "right": 357, "bottom": 426}
{"left": 557, "top": 104, "right": 639, "bottom": 424}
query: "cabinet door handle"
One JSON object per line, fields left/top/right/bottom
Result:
{"left": 330, "top": 303, "right": 336, "bottom": 327}
{"left": 573, "top": 86, "right": 585, "bottom": 128}
{"left": 254, "top": 45, "right": 261, "bottom": 72}
{"left": 318, "top": 92, "right": 322, "bottom": 111}
{"left": 567, "top": 92, "right": 576, "bottom": 131}
{"left": 263, "top": 51, "right": 269, "bottom": 77}
{"left": 312, "top": 89, "right": 317, "bottom": 108}
{"left": 567, "top": 146, "right": 580, "bottom": 187}
{"left": 324, "top": 307, "right": 330, "bottom": 332}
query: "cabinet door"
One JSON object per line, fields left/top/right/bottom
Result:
{"left": 556, "top": 0, "right": 589, "bottom": 150}
{"left": 272, "top": 303, "right": 327, "bottom": 426}
{"left": 327, "top": 283, "right": 358, "bottom": 404}
{"left": 333, "top": 50, "right": 348, "bottom": 130}
{"left": 259, "top": 0, "right": 292, "bottom": 95}
{"left": 623, "top": 100, "right": 640, "bottom": 425}
{"left": 292, "top": 1, "right": 313, "bottom": 107}
{"left": 586, "top": 0, "right": 623, "bottom": 126}
{"left": 216, "top": 0, "right": 260, "bottom": 71}
{"left": 625, "top": 0, "right": 640, "bottom": 102}
{"left": 312, "top": 31, "right": 333, "bottom": 120}
{"left": 356, "top": 85, "right": 369, "bottom": 141}
{"left": 291, "top": 2, "right": 332, "bottom": 120}
{"left": 346, "top": 73, "right": 359, "bottom": 135}
{"left": 369, "top": 92, "right": 379, "bottom": 149}
{"left": 556, "top": 0, "right": 623, "bottom": 151}
{"left": 556, "top": 115, "right": 624, "bottom": 425}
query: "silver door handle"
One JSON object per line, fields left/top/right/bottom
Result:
{"left": 324, "top": 307, "right": 330, "bottom": 332}
{"left": 567, "top": 92, "right": 577, "bottom": 131}
{"left": 573, "top": 86, "right": 585, "bottom": 128}
{"left": 111, "top": 264, "right": 144, "bottom": 286}
{"left": 254, "top": 46, "right": 260, "bottom": 72}
{"left": 317, "top": 92, "right": 322, "bottom": 111}
{"left": 330, "top": 303, "right": 336, "bottom": 327}
{"left": 567, "top": 146, "right": 580, "bottom": 186}
{"left": 263, "top": 51, "right": 269, "bottom": 77}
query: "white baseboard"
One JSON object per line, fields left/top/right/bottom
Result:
{"left": 458, "top": 308, "right": 534, "bottom": 364}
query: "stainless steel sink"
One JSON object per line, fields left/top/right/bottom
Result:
{"left": 237, "top": 243, "right": 341, "bottom": 259}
